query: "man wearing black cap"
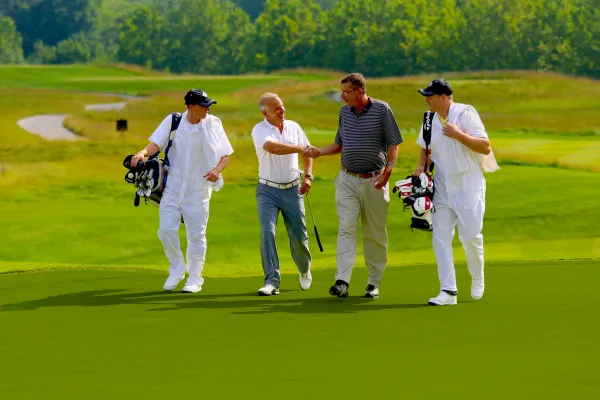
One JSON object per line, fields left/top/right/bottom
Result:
{"left": 131, "top": 89, "right": 234, "bottom": 293}
{"left": 413, "top": 79, "right": 499, "bottom": 306}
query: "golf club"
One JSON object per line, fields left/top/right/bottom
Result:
{"left": 291, "top": 168, "right": 323, "bottom": 252}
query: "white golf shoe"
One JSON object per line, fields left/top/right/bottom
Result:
{"left": 182, "top": 283, "right": 202, "bottom": 293}
{"left": 163, "top": 274, "right": 185, "bottom": 291}
{"left": 258, "top": 284, "right": 279, "bottom": 296}
{"left": 299, "top": 272, "right": 312, "bottom": 290}
{"left": 471, "top": 276, "right": 485, "bottom": 300}
{"left": 428, "top": 291, "right": 458, "bottom": 306}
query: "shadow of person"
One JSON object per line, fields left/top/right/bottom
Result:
{"left": 0, "top": 289, "right": 258, "bottom": 312}
{"left": 0, "top": 289, "right": 432, "bottom": 314}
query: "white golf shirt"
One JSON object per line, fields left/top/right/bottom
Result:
{"left": 251, "top": 118, "right": 310, "bottom": 183}
{"left": 150, "top": 112, "right": 234, "bottom": 201}
{"left": 417, "top": 103, "right": 498, "bottom": 192}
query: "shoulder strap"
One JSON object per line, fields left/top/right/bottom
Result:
{"left": 164, "top": 112, "right": 182, "bottom": 167}
{"left": 422, "top": 111, "right": 434, "bottom": 173}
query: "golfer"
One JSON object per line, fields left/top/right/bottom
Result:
{"left": 131, "top": 89, "right": 234, "bottom": 293}
{"left": 251, "top": 93, "right": 314, "bottom": 296}
{"left": 306, "top": 73, "right": 403, "bottom": 299}
{"left": 413, "top": 79, "right": 499, "bottom": 305}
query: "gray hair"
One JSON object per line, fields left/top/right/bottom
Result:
{"left": 259, "top": 93, "right": 280, "bottom": 111}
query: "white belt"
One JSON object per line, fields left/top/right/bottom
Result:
{"left": 258, "top": 178, "right": 299, "bottom": 189}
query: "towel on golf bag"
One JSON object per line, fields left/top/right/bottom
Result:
{"left": 123, "top": 112, "right": 181, "bottom": 207}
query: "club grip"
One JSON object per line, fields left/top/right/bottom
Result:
{"left": 313, "top": 226, "right": 323, "bottom": 252}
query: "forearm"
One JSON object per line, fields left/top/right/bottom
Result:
{"left": 136, "top": 142, "right": 160, "bottom": 158}
{"left": 455, "top": 132, "right": 491, "bottom": 155}
{"left": 301, "top": 154, "right": 313, "bottom": 176}
{"left": 213, "top": 155, "right": 230, "bottom": 173}
{"left": 384, "top": 145, "right": 399, "bottom": 174}
{"left": 319, "top": 143, "right": 342, "bottom": 156}
{"left": 263, "top": 141, "right": 303, "bottom": 155}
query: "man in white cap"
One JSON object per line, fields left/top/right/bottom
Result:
{"left": 131, "top": 89, "right": 234, "bottom": 293}
{"left": 414, "top": 79, "right": 499, "bottom": 305}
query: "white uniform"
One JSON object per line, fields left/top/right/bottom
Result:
{"left": 417, "top": 103, "right": 499, "bottom": 292}
{"left": 149, "top": 112, "right": 234, "bottom": 286}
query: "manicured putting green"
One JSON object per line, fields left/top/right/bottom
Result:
{"left": 1, "top": 260, "right": 597, "bottom": 399}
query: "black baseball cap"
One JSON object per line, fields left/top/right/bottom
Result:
{"left": 418, "top": 79, "right": 453, "bottom": 96}
{"left": 184, "top": 89, "right": 217, "bottom": 107}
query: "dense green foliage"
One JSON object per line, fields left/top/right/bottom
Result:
{"left": 1, "top": 0, "right": 599, "bottom": 78}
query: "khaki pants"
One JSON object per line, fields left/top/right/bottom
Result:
{"left": 334, "top": 171, "right": 390, "bottom": 287}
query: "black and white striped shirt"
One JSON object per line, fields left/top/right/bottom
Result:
{"left": 335, "top": 98, "right": 403, "bottom": 173}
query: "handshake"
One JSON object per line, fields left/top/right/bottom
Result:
{"left": 301, "top": 145, "right": 321, "bottom": 158}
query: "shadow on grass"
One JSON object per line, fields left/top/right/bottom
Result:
{"left": 0, "top": 289, "right": 430, "bottom": 314}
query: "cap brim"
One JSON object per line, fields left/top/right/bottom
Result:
{"left": 418, "top": 89, "right": 435, "bottom": 96}
{"left": 198, "top": 99, "right": 217, "bottom": 107}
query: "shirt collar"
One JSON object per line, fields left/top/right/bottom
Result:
{"left": 350, "top": 97, "right": 373, "bottom": 114}
{"left": 263, "top": 118, "right": 285, "bottom": 131}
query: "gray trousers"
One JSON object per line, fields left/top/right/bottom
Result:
{"left": 256, "top": 182, "right": 311, "bottom": 288}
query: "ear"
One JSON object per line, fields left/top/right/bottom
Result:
{"left": 261, "top": 109, "right": 268, "bottom": 117}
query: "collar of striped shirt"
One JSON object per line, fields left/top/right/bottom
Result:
{"left": 350, "top": 98, "right": 373, "bottom": 114}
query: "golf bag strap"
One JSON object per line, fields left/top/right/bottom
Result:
{"left": 160, "top": 112, "right": 182, "bottom": 190}
{"left": 422, "top": 111, "right": 434, "bottom": 173}
{"left": 164, "top": 112, "right": 181, "bottom": 167}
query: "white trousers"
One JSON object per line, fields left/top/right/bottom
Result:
{"left": 158, "top": 188, "right": 211, "bottom": 286}
{"left": 432, "top": 173, "right": 486, "bottom": 292}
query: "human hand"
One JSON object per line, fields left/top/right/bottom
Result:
{"left": 303, "top": 146, "right": 321, "bottom": 158}
{"left": 442, "top": 123, "right": 461, "bottom": 139}
{"left": 203, "top": 169, "right": 220, "bottom": 182}
{"left": 299, "top": 176, "right": 312, "bottom": 195}
{"left": 373, "top": 170, "right": 391, "bottom": 190}
{"left": 131, "top": 152, "right": 145, "bottom": 167}
{"left": 412, "top": 166, "right": 425, "bottom": 176}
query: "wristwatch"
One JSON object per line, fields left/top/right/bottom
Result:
{"left": 305, "top": 174, "right": 314, "bottom": 181}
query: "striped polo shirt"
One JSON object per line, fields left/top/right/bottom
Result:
{"left": 335, "top": 98, "right": 403, "bottom": 173}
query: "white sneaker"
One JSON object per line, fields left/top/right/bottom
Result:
{"left": 258, "top": 284, "right": 279, "bottom": 296}
{"left": 428, "top": 291, "right": 458, "bottom": 306}
{"left": 471, "top": 276, "right": 485, "bottom": 300}
{"left": 182, "top": 283, "right": 202, "bottom": 293}
{"left": 163, "top": 274, "right": 185, "bottom": 291}
{"left": 299, "top": 272, "right": 312, "bottom": 290}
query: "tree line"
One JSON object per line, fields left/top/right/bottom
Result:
{"left": 1, "top": 0, "right": 599, "bottom": 78}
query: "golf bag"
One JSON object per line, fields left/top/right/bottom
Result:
{"left": 123, "top": 112, "right": 182, "bottom": 207}
{"left": 393, "top": 111, "right": 436, "bottom": 231}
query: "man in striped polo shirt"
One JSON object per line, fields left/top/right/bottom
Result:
{"left": 308, "top": 73, "right": 403, "bottom": 298}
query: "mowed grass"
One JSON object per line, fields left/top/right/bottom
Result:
{"left": 0, "top": 260, "right": 598, "bottom": 399}
{"left": 2, "top": 159, "right": 600, "bottom": 271}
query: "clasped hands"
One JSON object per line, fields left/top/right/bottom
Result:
{"left": 301, "top": 145, "right": 321, "bottom": 158}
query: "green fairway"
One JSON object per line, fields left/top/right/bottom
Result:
{"left": 1, "top": 64, "right": 599, "bottom": 399}
{"left": 0, "top": 260, "right": 598, "bottom": 399}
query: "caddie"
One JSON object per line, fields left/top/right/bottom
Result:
{"left": 131, "top": 89, "right": 234, "bottom": 293}
{"left": 413, "top": 79, "right": 499, "bottom": 306}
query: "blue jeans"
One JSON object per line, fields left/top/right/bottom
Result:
{"left": 256, "top": 182, "right": 311, "bottom": 288}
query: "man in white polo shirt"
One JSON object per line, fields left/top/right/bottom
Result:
{"left": 251, "top": 93, "right": 314, "bottom": 296}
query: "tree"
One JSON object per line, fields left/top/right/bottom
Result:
{"left": 0, "top": 14, "right": 24, "bottom": 63}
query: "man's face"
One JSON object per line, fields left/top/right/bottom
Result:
{"left": 189, "top": 104, "right": 210, "bottom": 119}
{"left": 262, "top": 97, "right": 285, "bottom": 125}
{"left": 340, "top": 82, "right": 361, "bottom": 107}
{"left": 425, "top": 94, "right": 444, "bottom": 112}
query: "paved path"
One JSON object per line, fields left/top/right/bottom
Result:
{"left": 16, "top": 95, "right": 133, "bottom": 141}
